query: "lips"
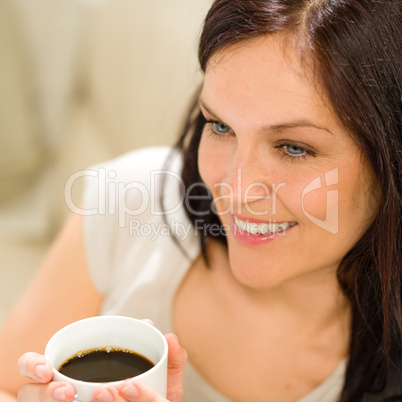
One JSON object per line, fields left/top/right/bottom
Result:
{"left": 233, "top": 216, "right": 297, "bottom": 235}
{"left": 229, "top": 215, "right": 297, "bottom": 246}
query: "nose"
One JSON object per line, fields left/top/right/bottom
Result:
{"left": 218, "top": 145, "right": 271, "bottom": 213}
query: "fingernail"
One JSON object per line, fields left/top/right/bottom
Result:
{"left": 96, "top": 388, "right": 115, "bottom": 402}
{"left": 34, "top": 364, "right": 45, "bottom": 380}
{"left": 142, "top": 318, "right": 154, "bottom": 326}
{"left": 53, "top": 385, "right": 67, "bottom": 401}
{"left": 121, "top": 382, "right": 140, "bottom": 398}
{"left": 170, "top": 333, "right": 179, "bottom": 342}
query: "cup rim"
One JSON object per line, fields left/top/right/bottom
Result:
{"left": 45, "top": 315, "right": 168, "bottom": 386}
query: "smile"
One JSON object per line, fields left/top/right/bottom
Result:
{"left": 234, "top": 216, "right": 297, "bottom": 235}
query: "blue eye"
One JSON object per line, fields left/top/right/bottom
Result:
{"left": 284, "top": 144, "right": 306, "bottom": 155}
{"left": 274, "top": 143, "right": 315, "bottom": 161}
{"left": 212, "top": 122, "right": 231, "bottom": 134}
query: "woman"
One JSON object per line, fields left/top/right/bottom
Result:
{"left": 0, "top": 0, "right": 400, "bottom": 401}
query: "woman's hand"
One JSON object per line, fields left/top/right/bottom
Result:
{"left": 92, "top": 333, "right": 187, "bottom": 402}
{"left": 17, "top": 352, "right": 75, "bottom": 401}
{"left": 17, "top": 333, "right": 187, "bottom": 402}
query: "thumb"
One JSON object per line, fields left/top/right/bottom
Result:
{"left": 165, "top": 333, "right": 187, "bottom": 402}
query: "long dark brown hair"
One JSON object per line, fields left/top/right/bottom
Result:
{"left": 169, "top": 0, "right": 402, "bottom": 400}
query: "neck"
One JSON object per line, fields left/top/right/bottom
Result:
{"left": 207, "top": 239, "right": 351, "bottom": 345}
{"left": 230, "top": 268, "right": 352, "bottom": 355}
{"left": 212, "top": 244, "right": 351, "bottom": 335}
{"left": 266, "top": 268, "right": 350, "bottom": 332}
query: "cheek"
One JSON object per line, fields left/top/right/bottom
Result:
{"left": 273, "top": 172, "right": 332, "bottom": 222}
{"left": 337, "top": 171, "right": 379, "bottom": 232}
{"left": 298, "top": 184, "right": 331, "bottom": 222}
{"left": 198, "top": 134, "right": 239, "bottom": 217}
{"left": 198, "top": 134, "right": 227, "bottom": 188}
{"left": 198, "top": 135, "right": 214, "bottom": 187}
{"left": 290, "top": 165, "right": 378, "bottom": 240}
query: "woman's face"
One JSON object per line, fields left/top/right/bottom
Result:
{"left": 198, "top": 35, "right": 379, "bottom": 289}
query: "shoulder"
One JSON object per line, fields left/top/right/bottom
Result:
{"left": 81, "top": 146, "right": 183, "bottom": 211}
{"left": 80, "top": 146, "right": 194, "bottom": 296}
{"left": 94, "top": 146, "right": 182, "bottom": 182}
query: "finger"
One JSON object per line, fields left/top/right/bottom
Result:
{"left": 93, "top": 381, "right": 167, "bottom": 402}
{"left": 18, "top": 381, "right": 75, "bottom": 402}
{"left": 92, "top": 384, "right": 120, "bottom": 402}
{"left": 165, "top": 333, "right": 187, "bottom": 402}
{"left": 17, "top": 352, "right": 54, "bottom": 383}
{"left": 140, "top": 318, "right": 155, "bottom": 326}
{"left": 93, "top": 333, "right": 186, "bottom": 402}
{"left": 118, "top": 380, "right": 166, "bottom": 401}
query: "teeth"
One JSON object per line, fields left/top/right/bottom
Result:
{"left": 234, "top": 217, "right": 294, "bottom": 235}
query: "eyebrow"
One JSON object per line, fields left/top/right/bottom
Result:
{"left": 198, "top": 98, "right": 334, "bottom": 136}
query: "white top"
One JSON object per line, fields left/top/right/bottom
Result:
{"left": 82, "top": 146, "right": 346, "bottom": 402}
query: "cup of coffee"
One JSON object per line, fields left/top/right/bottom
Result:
{"left": 45, "top": 316, "right": 168, "bottom": 402}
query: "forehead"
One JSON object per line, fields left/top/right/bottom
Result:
{"left": 201, "top": 35, "right": 337, "bottom": 129}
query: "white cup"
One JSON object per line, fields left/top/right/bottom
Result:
{"left": 45, "top": 316, "right": 168, "bottom": 402}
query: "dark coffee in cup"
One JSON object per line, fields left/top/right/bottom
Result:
{"left": 57, "top": 346, "right": 154, "bottom": 382}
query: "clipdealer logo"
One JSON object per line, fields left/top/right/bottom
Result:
{"left": 64, "top": 168, "right": 185, "bottom": 227}
{"left": 301, "top": 168, "right": 339, "bottom": 234}
{"left": 64, "top": 167, "right": 339, "bottom": 235}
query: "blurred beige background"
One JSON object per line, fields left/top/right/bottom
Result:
{"left": 0, "top": 0, "right": 211, "bottom": 323}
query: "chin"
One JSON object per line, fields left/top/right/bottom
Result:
{"left": 230, "top": 261, "right": 286, "bottom": 290}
